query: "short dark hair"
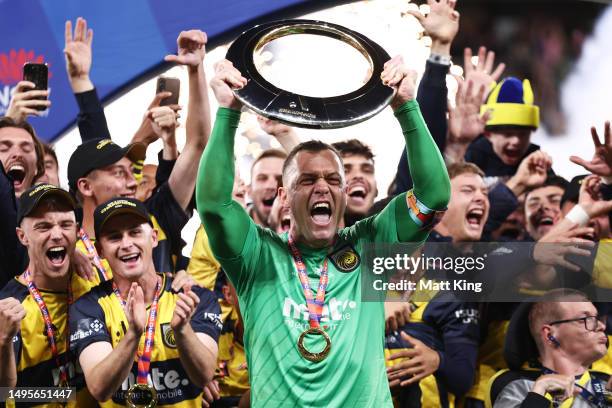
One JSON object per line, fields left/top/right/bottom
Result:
{"left": 525, "top": 175, "right": 569, "bottom": 199}
{"left": 42, "top": 143, "right": 58, "bottom": 166}
{"left": 282, "top": 140, "right": 343, "bottom": 177}
{"left": 251, "top": 148, "right": 287, "bottom": 176}
{"left": 332, "top": 139, "right": 374, "bottom": 161}
{"left": 0, "top": 117, "right": 45, "bottom": 179}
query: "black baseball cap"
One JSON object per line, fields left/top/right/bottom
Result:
{"left": 17, "top": 183, "right": 77, "bottom": 225}
{"left": 94, "top": 197, "right": 151, "bottom": 238}
{"left": 560, "top": 175, "right": 587, "bottom": 208}
{"left": 67, "top": 139, "right": 146, "bottom": 192}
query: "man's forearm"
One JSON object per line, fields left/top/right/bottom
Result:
{"left": 74, "top": 89, "right": 112, "bottom": 142}
{"left": 0, "top": 342, "right": 17, "bottom": 387}
{"left": 87, "top": 332, "right": 139, "bottom": 401}
{"left": 186, "top": 64, "right": 211, "bottom": 151}
{"left": 395, "top": 100, "right": 450, "bottom": 211}
{"left": 196, "top": 108, "right": 251, "bottom": 259}
{"left": 167, "top": 64, "right": 211, "bottom": 210}
{"left": 175, "top": 326, "right": 216, "bottom": 386}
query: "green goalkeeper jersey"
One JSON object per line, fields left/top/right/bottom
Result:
{"left": 196, "top": 101, "right": 450, "bottom": 407}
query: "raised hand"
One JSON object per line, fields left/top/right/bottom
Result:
{"left": 448, "top": 78, "right": 489, "bottom": 144}
{"left": 5, "top": 81, "right": 50, "bottom": 123}
{"left": 578, "top": 174, "right": 612, "bottom": 219}
{"left": 506, "top": 150, "right": 552, "bottom": 196}
{"left": 125, "top": 283, "right": 146, "bottom": 335}
{"left": 463, "top": 46, "right": 505, "bottom": 102}
{"left": 71, "top": 249, "right": 95, "bottom": 281}
{"left": 405, "top": 0, "right": 459, "bottom": 53}
{"left": 170, "top": 287, "right": 200, "bottom": 333}
{"left": 0, "top": 298, "right": 25, "bottom": 346}
{"left": 64, "top": 17, "right": 94, "bottom": 92}
{"left": 533, "top": 225, "right": 595, "bottom": 272}
{"left": 382, "top": 56, "right": 418, "bottom": 110}
{"left": 147, "top": 106, "right": 181, "bottom": 141}
{"left": 570, "top": 121, "right": 612, "bottom": 177}
{"left": 164, "top": 30, "right": 207, "bottom": 69}
{"left": 210, "top": 59, "right": 247, "bottom": 111}
{"left": 387, "top": 332, "right": 440, "bottom": 387}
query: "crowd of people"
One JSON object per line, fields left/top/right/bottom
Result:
{"left": 1, "top": 1, "right": 612, "bottom": 407}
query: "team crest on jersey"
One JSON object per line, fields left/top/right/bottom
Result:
{"left": 161, "top": 323, "right": 176, "bottom": 348}
{"left": 329, "top": 245, "right": 360, "bottom": 273}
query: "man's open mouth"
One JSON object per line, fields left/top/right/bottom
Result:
{"left": 119, "top": 253, "right": 141, "bottom": 265}
{"left": 7, "top": 164, "right": 26, "bottom": 184}
{"left": 262, "top": 196, "right": 276, "bottom": 207}
{"left": 46, "top": 246, "right": 67, "bottom": 266}
{"left": 310, "top": 201, "right": 332, "bottom": 225}
{"left": 466, "top": 208, "right": 484, "bottom": 228}
{"left": 280, "top": 214, "right": 291, "bottom": 231}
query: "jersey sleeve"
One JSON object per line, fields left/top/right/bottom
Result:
{"left": 145, "top": 181, "right": 190, "bottom": 258}
{"left": 69, "top": 289, "right": 111, "bottom": 358}
{"left": 196, "top": 108, "right": 263, "bottom": 296}
{"left": 189, "top": 286, "right": 223, "bottom": 342}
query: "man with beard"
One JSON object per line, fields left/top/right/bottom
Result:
{"left": 0, "top": 118, "right": 46, "bottom": 288}
{"left": 332, "top": 139, "right": 378, "bottom": 227}
{"left": 198, "top": 54, "right": 450, "bottom": 407}
{"left": 247, "top": 149, "right": 286, "bottom": 227}
{"left": 0, "top": 184, "right": 97, "bottom": 406}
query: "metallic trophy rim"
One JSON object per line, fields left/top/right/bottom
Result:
{"left": 226, "top": 19, "right": 395, "bottom": 129}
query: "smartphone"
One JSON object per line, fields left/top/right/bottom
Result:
{"left": 156, "top": 76, "right": 180, "bottom": 106}
{"left": 23, "top": 63, "right": 48, "bottom": 111}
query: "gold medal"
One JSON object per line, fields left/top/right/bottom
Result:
{"left": 126, "top": 383, "right": 158, "bottom": 408}
{"left": 297, "top": 327, "right": 331, "bottom": 363}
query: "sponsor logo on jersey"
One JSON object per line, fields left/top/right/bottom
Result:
{"left": 203, "top": 312, "right": 223, "bottom": 330}
{"left": 70, "top": 318, "right": 105, "bottom": 343}
{"left": 455, "top": 308, "right": 479, "bottom": 324}
{"left": 282, "top": 297, "right": 357, "bottom": 322}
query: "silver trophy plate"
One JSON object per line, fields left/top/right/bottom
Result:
{"left": 226, "top": 19, "right": 395, "bottom": 129}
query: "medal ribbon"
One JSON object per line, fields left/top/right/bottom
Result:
{"left": 542, "top": 367, "right": 607, "bottom": 408}
{"left": 136, "top": 277, "right": 162, "bottom": 385}
{"left": 287, "top": 235, "right": 330, "bottom": 329}
{"left": 23, "top": 269, "right": 72, "bottom": 387}
{"left": 78, "top": 228, "right": 125, "bottom": 307}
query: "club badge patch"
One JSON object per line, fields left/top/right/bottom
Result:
{"left": 161, "top": 323, "right": 176, "bottom": 348}
{"left": 329, "top": 245, "right": 360, "bottom": 273}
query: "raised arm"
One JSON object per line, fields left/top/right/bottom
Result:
{"left": 384, "top": 56, "right": 451, "bottom": 215}
{"left": 163, "top": 30, "right": 212, "bottom": 211}
{"left": 196, "top": 60, "right": 251, "bottom": 259}
{"left": 64, "top": 17, "right": 111, "bottom": 142}
{"left": 394, "top": 0, "right": 458, "bottom": 194}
